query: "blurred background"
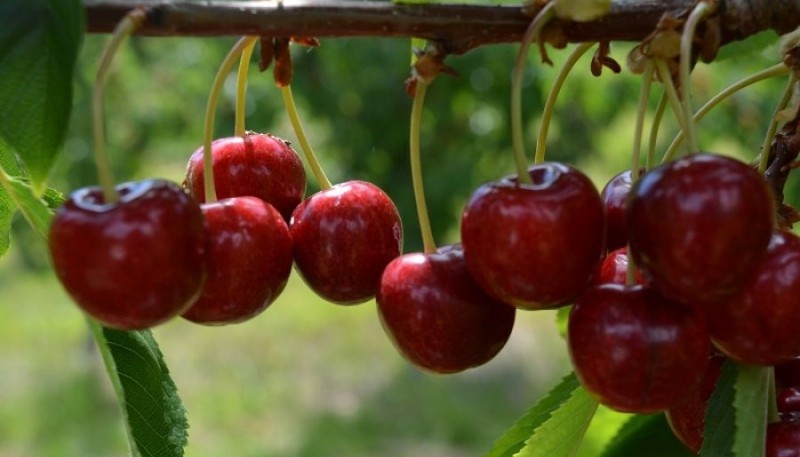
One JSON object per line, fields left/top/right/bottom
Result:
{"left": 0, "top": 15, "right": 798, "bottom": 457}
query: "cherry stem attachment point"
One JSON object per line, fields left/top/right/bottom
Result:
{"left": 679, "top": 1, "right": 713, "bottom": 154}
{"left": 511, "top": 2, "right": 555, "bottom": 184}
{"left": 655, "top": 59, "right": 693, "bottom": 161}
{"left": 93, "top": 9, "right": 145, "bottom": 204}
{"left": 648, "top": 92, "right": 668, "bottom": 169}
{"left": 281, "top": 84, "right": 333, "bottom": 191}
{"left": 758, "top": 74, "right": 797, "bottom": 175}
{"left": 235, "top": 37, "right": 257, "bottom": 137}
{"left": 535, "top": 42, "right": 594, "bottom": 164}
{"left": 409, "top": 80, "right": 437, "bottom": 254}
{"left": 203, "top": 35, "right": 258, "bottom": 204}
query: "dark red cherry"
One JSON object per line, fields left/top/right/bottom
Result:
{"left": 627, "top": 153, "right": 773, "bottom": 306}
{"left": 710, "top": 230, "right": 800, "bottom": 366}
{"left": 592, "top": 246, "right": 645, "bottom": 286}
{"left": 767, "top": 421, "right": 800, "bottom": 457}
{"left": 290, "top": 180, "right": 402, "bottom": 304}
{"left": 778, "top": 387, "right": 800, "bottom": 422}
{"left": 49, "top": 180, "right": 207, "bottom": 329}
{"left": 601, "top": 169, "right": 636, "bottom": 252}
{"left": 182, "top": 197, "right": 292, "bottom": 325}
{"left": 184, "top": 132, "right": 306, "bottom": 221}
{"left": 461, "top": 163, "right": 605, "bottom": 310}
{"left": 666, "top": 355, "right": 726, "bottom": 453}
{"left": 776, "top": 357, "right": 800, "bottom": 391}
{"left": 377, "top": 245, "right": 516, "bottom": 373}
{"left": 568, "top": 283, "right": 709, "bottom": 413}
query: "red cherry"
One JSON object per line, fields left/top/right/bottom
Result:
{"left": 377, "top": 245, "right": 515, "bottom": 373}
{"left": 592, "top": 246, "right": 644, "bottom": 286}
{"left": 461, "top": 163, "right": 605, "bottom": 310}
{"left": 710, "top": 230, "right": 800, "bottom": 365}
{"left": 627, "top": 153, "right": 773, "bottom": 306}
{"left": 665, "top": 355, "right": 726, "bottom": 453}
{"left": 568, "top": 283, "right": 710, "bottom": 413}
{"left": 600, "top": 169, "right": 636, "bottom": 252}
{"left": 182, "top": 197, "right": 293, "bottom": 325}
{"left": 776, "top": 357, "right": 800, "bottom": 391}
{"left": 767, "top": 421, "right": 800, "bottom": 457}
{"left": 290, "top": 180, "right": 402, "bottom": 304}
{"left": 184, "top": 133, "right": 306, "bottom": 222}
{"left": 49, "top": 180, "right": 207, "bottom": 329}
{"left": 778, "top": 387, "right": 800, "bottom": 422}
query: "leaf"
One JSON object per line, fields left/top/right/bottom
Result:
{"left": 91, "top": 323, "right": 189, "bottom": 457}
{"left": 556, "top": 306, "right": 570, "bottom": 339}
{"left": 0, "top": 171, "right": 56, "bottom": 239}
{"left": 0, "top": 0, "right": 84, "bottom": 193}
{"left": 599, "top": 414, "right": 696, "bottom": 457}
{"left": 485, "top": 373, "right": 594, "bottom": 457}
{"left": 716, "top": 30, "right": 779, "bottom": 62}
{"left": 700, "top": 359, "right": 737, "bottom": 457}
{"left": 732, "top": 365, "right": 769, "bottom": 457}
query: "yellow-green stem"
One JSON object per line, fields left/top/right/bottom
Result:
{"left": 679, "top": 1, "right": 713, "bottom": 154}
{"left": 203, "top": 36, "right": 258, "bottom": 203}
{"left": 534, "top": 42, "right": 594, "bottom": 164}
{"left": 409, "top": 81, "right": 436, "bottom": 254}
{"left": 92, "top": 10, "right": 145, "bottom": 204}
{"left": 663, "top": 63, "right": 790, "bottom": 161}
{"left": 281, "top": 85, "right": 333, "bottom": 191}
{"left": 235, "top": 37, "right": 257, "bottom": 137}
{"left": 758, "top": 74, "right": 797, "bottom": 175}
{"left": 511, "top": 3, "right": 555, "bottom": 184}
{"left": 655, "top": 59, "right": 693, "bottom": 161}
{"left": 648, "top": 92, "right": 668, "bottom": 168}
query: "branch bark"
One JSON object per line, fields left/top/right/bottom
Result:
{"left": 84, "top": 0, "right": 800, "bottom": 54}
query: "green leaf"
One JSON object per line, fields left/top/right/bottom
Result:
{"left": 700, "top": 359, "right": 737, "bottom": 457}
{"left": 556, "top": 306, "right": 570, "bottom": 339}
{"left": 732, "top": 365, "right": 769, "bottom": 457}
{"left": 716, "top": 30, "right": 779, "bottom": 62}
{"left": 0, "top": 0, "right": 84, "bottom": 193}
{"left": 599, "top": 414, "right": 696, "bottom": 457}
{"left": 0, "top": 172, "right": 56, "bottom": 239}
{"left": 91, "top": 323, "right": 189, "bottom": 457}
{"left": 485, "top": 373, "right": 594, "bottom": 457}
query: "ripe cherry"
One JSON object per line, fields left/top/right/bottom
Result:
{"left": 627, "top": 153, "right": 773, "bottom": 306}
{"left": 778, "top": 387, "right": 800, "bottom": 422}
{"left": 666, "top": 355, "right": 726, "bottom": 453}
{"left": 592, "top": 246, "right": 644, "bottom": 286}
{"left": 377, "top": 244, "right": 515, "bottom": 373}
{"left": 290, "top": 180, "right": 402, "bottom": 304}
{"left": 461, "top": 163, "right": 605, "bottom": 310}
{"left": 767, "top": 421, "right": 800, "bottom": 457}
{"left": 49, "top": 180, "right": 207, "bottom": 329}
{"left": 776, "top": 357, "right": 800, "bottom": 391}
{"left": 182, "top": 197, "right": 292, "bottom": 325}
{"left": 600, "top": 169, "right": 637, "bottom": 252}
{"left": 184, "top": 132, "right": 306, "bottom": 222}
{"left": 568, "top": 283, "right": 709, "bottom": 413}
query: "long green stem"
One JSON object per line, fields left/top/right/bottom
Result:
{"left": 534, "top": 42, "right": 594, "bottom": 164}
{"left": 93, "top": 9, "right": 145, "bottom": 204}
{"left": 409, "top": 81, "right": 436, "bottom": 254}
{"left": 648, "top": 92, "right": 668, "bottom": 168}
{"left": 203, "top": 36, "right": 258, "bottom": 203}
{"left": 663, "top": 63, "right": 790, "bottom": 161}
{"left": 655, "top": 59, "right": 693, "bottom": 162}
{"left": 281, "top": 85, "right": 333, "bottom": 191}
{"left": 758, "top": 74, "right": 797, "bottom": 175}
{"left": 235, "top": 37, "right": 257, "bottom": 137}
{"left": 679, "top": 1, "right": 713, "bottom": 154}
{"left": 511, "top": 2, "right": 555, "bottom": 184}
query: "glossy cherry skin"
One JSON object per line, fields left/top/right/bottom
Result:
{"left": 627, "top": 153, "right": 773, "bottom": 306}
{"left": 182, "top": 197, "right": 292, "bottom": 325}
{"left": 777, "top": 358, "right": 800, "bottom": 391}
{"left": 568, "top": 283, "right": 710, "bottom": 413}
{"left": 665, "top": 355, "right": 726, "bottom": 453}
{"left": 767, "top": 421, "right": 800, "bottom": 457}
{"left": 592, "top": 246, "right": 644, "bottom": 286}
{"left": 461, "top": 163, "right": 605, "bottom": 310}
{"left": 600, "top": 169, "right": 636, "bottom": 252}
{"left": 184, "top": 133, "right": 306, "bottom": 222}
{"left": 49, "top": 180, "right": 207, "bottom": 329}
{"left": 377, "top": 245, "right": 516, "bottom": 374}
{"left": 710, "top": 230, "right": 800, "bottom": 366}
{"left": 778, "top": 387, "right": 800, "bottom": 422}
{"left": 290, "top": 180, "right": 402, "bottom": 304}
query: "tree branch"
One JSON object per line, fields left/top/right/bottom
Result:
{"left": 84, "top": 0, "right": 800, "bottom": 54}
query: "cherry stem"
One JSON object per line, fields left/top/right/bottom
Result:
{"left": 534, "top": 42, "right": 594, "bottom": 164}
{"left": 648, "top": 92, "right": 668, "bottom": 169}
{"left": 758, "top": 74, "right": 797, "bottom": 175}
{"left": 663, "top": 63, "right": 790, "bottom": 162}
{"left": 655, "top": 59, "right": 693, "bottom": 160}
{"left": 409, "top": 81, "right": 437, "bottom": 254}
{"left": 202, "top": 36, "right": 258, "bottom": 203}
{"left": 511, "top": 2, "right": 555, "bottom": 184}
{"left": 679, "top": 1, "right": 713, "bottom": 154}
{"left": 234, "top": 37, "right": 257, "bottom": 137}
{"left": 768, "top": 366, "right": 780, "bottom": 423}
{"left": 92, "top": 9, "right": 145, "bottom": 204}
{"left": 281, "top": 85, "right": 333, "bottom": 191}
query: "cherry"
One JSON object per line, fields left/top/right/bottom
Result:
{"left": 600, "top": 169, "right": 637, "bottom": 252}
{"left": 627, "top": 153, "right": 773, "bottom": 306}
{"left": 767, "top": 421, "right": 800, "bottom": 457}
{"left": 182, "top": 197, "right": 292, "bottom": 325}
{"left": 567, "top": 283, "right": 709, "bottom": 413}
{"left": 290, "top": 180, "right": 402, "bottom": 304}
{"left": 461, "top": 163, "right": 605, "bottom": 310}
{"left": 665, "top": 355, "right": 726, "bottom": 453}
{"left": 184, "top": 132, "right": 306, "bottom": 222}
{"left": 710, "top": 230, "right": 800, "bottom": 366}
{"left": 49, "top": 180, "right": 207, "bottom": 329}
{"left": 592, "top": 246, "right": 644, "bottom": 286}
{"left": 778, "top": 387, "right": 800, "bottom": 422}
{"left": 776, "top": 357, "right": 800, "bottom": 391}
{"left": 376, "top": 244, "right": 516, "bottom": 374}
